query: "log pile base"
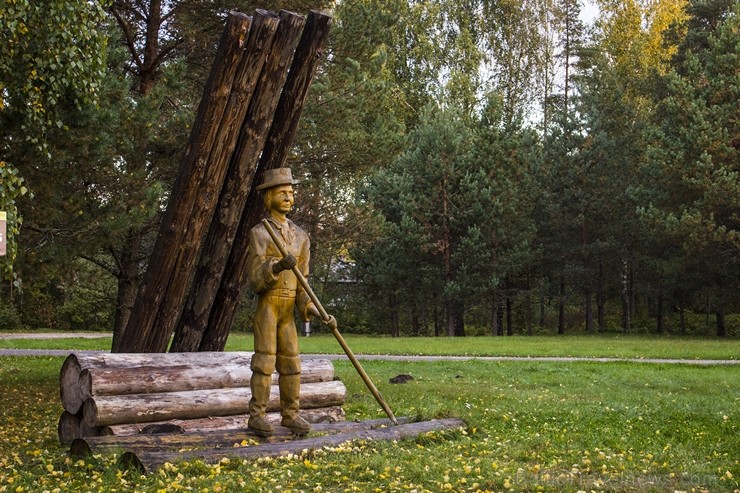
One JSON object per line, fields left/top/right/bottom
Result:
{"left": 111, "top": 418, "right": 466, "bottom": 474}
{"left": 58, "top": 352, "right": 345, "bottom": 445}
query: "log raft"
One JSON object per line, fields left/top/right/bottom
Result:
{"left": 119, "top": 418, "right": 467, "bottom": 474}
{"left": 71, "top": 417, "right": 406, "bottom": 458}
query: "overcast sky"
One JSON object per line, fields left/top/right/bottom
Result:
{"left": 580, "top": 0, "right": 599, "bottom": 24}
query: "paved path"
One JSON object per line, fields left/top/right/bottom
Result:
{"left": 0, "top": 332, "right": 112, "bottom": 339}
{"left": 1, "top": 332, "right": 737, "bottom": 365}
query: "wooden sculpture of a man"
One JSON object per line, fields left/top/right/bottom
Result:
{"left": 246, "top": 168, "right": 336, "bottom": 436}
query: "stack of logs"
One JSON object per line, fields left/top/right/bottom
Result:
{"left": 58, "top": 352, "right": 347, "bottom": 445}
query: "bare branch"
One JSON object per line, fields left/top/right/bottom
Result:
{"left": 110, "top": 5, "right": 144, "bottom": 72}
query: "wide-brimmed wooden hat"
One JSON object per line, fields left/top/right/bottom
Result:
{"left": 255, "top": 168, "right": 299, "bottom": 191}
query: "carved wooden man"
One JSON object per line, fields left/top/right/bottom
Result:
{"left": 246, "top": 168, "right": 336, "bottom": 436}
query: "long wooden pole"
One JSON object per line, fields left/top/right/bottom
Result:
{"left": 261, "top": 219, "right": 398, "bottom": 425}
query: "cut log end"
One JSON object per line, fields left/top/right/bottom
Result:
{"left": 69, "top": 438, "right": 92, "bottom": 458}
{"left": 118, "top": 452, "right": 146, "bottom": 473}
{"left": 58, "top": 411, "right": 81, "bottom": 445}
{"left": 59, "top": 355, "right": 83, "bottom": 414}
{"left": 82, "top": 397, "right": 99, "bottom": 428}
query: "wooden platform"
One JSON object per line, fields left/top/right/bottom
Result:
{"left": 73, "top": 417, "right": 466, "bottom": 473}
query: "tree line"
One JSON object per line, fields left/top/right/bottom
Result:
{"left": 0, "top": 0, "right": 737, "bottom": 341}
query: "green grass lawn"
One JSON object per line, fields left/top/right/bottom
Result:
{"left": 2, "top": 332, "right": 739, "bottom": 360}
{"left": 0, "top": 350, "right": 738, "bottom": 492}
{"left": 243, "top": 333, "right": 740, "bottom": 360}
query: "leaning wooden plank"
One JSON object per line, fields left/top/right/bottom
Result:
{"left": 72, "top": 418, "right": 403, "bottom": 457}
{"left": 173, "top": 9, "right": 306, "bottom": 352}
{"left": 161, "top": 10, "right": 286, "bottom": 352}
{"left": 119, "top": 418, "right": 466, "bottom": 473}
{"left": 166, "top": 9, "right": 279, "bottom": 351}
{"left": 102, "top": 406, "right": 346, "bottom": 436}
{"left": 118, "top": 11, "right": 252, "bottom": 353}
{"left": 61, "top": 352, "right": 253, "bottom": 413}
{"left": 204, "top": 10, "right": 333, "bottom": 347}
{"left": 78, "top": 358, "right": 335, "bottom": 400}
{"left": 258, "top": 10, "right": 333, "bottom": 176}
{"left": 84, "top": 380, "right": 346, "bottom": 427}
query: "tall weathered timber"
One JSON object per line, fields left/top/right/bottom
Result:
{"left": 200, "top": 10, "right": 333, "bottom": 352}
{"left": 115, "top": 9, "right": 332, "bottom": 353}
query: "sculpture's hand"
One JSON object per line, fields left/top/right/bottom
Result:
{"left": 323, "top": 315, "right": 338, "bottom": 331}
{"left": 308, "top": 306, "right": 338, "bottom": 331}
{"left": 272, "top": 254, "right": 297, "bottom": 274}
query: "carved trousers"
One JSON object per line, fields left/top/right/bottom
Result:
{"left": 250, "top": 293, "right": 302, "bottom": 419}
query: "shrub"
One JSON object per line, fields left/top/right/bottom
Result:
{"left": 0, "top": 303, "right": 22, "bottom": 331}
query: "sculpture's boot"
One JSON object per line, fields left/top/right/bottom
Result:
{"left": 248, "top": 371, "right": 274, "bottom": 436}
{"left": 279, "top": 373, "right": 311, "bottom": 436}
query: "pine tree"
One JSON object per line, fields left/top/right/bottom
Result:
{"left": 640, "top": 3, "right": 739, "bottom": 336}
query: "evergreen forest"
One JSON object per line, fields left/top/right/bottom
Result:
{"left": 1, "top": 0, "right": 738, "bottom": 342}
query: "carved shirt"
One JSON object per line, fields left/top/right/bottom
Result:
{"left": 246, "top": 217, "right": 312, "bottom": 321}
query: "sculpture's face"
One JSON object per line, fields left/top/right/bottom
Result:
{"left": 268, "top": 184, "right": 295, "bottom": 214}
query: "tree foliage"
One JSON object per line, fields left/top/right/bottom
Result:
{"left": 4, "top": 0, "right": 739, "bottom": 338}
{"left": 0, "top": 0, "right": 107, "bottom": 282}
{"left": 0, "top": 162, "right": 29, "bottom": 280}
{"left": 353, "top": 99, "right": 537, "bottom": 336}
{"left": 0, "top": 0, "right": 108, "bottom": 132}
{"left": 637, "top": 2, "right": 739, "bottom": 335}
